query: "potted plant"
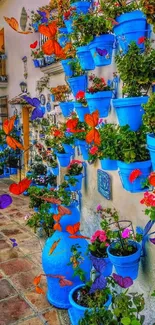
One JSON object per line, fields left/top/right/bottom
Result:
{"left": 61, "top": 133, "right": 75, "bottom": 154}
{"left": 58, "top": 27, "right": 70, "bottom": 47}
{"left": 31, "top": 48, "right": 45, "bottom": 67}
{"left": 70, "top": 0, "right": 92, "bottom": 14}
{"left": 50, "top": 85, "right": 74, "bottom": 117}
{"left": 56, "top": 144, "right": 72, "bottom": 167}
{"left": 61, "top": 44, "right": 77, "bottom": 77}
{"left": 49, "top": 159, "right": 59, "bottom": 176}
{"left": 143, "top": 93, "right": 155, "bottom": 170}
{"left": 86, "top": 74, "right": 113, "bottom": 117}
{"left": 65, "top": 160, "right": 83, "bottom": 191}
{"left": 67, "top": 60, "right": 87, "bottom": 97}
{"left": 74, "top": 91, "right": 90, "bottom": 122}
{"left": 63, "top": 7, "right": 76, "bottom": 33}
{"left": 28, "top": 186, "right": 49, "bottom": 210}
{"left": 101, "top": 0, "right": 149, "bottom": 53}
{"left": 141, "top": 0, "right": 155, "bottom": 33}
{"left": 30, "top": 10, "right": 42, "bottom": 32}
{"left": 113, "top": 41, "right": 155, "bottom": 131}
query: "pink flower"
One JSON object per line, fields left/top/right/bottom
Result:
{"left": 66, "top": 128, "right": 71, "bottom": 132}
{"left": 97, "top": 204, "right": 102, "bottom": 211}
{"left": 89, "top": 146, "right": 98, "bottom": 155}
{"left": 121, "top": 228, "right": 131, "bottom": 239}
{"left": 90, "top": 230, "right": 107, "bottom": 243}
{"left": 70, "top": 160, "right": 82, "bottom": 165}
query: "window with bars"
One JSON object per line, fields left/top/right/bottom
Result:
{"left": 0, "top": 96, "right": 8, "bottom": 125}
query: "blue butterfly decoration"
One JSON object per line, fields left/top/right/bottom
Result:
{"left": 89, "top": 255, "right": 107, "bottom": 294}
{"left": 136, "top": 220, "right": 155, "bottom": 256}
{"left": 37, "top": 10, "right": 48, "bottom": 24}
{"left": 10, "top": 238, "right": 18, "bottom": 247}
{"left": 22, "top": 96, "right": 44, "bottom": 120}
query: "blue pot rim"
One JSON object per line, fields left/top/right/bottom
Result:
{"left": 68, "top": 75, "right": 87, "bottom": 82}
{"left": 117, "top": 160, "right": 151, "bottom": 169}
{"left": 59, "top": 27, "right": 68, "bottom": 33}
{"left": 74, "top": 102, "right": 87, "bottom": 108}
{"left": 59, "top": 102, "right": 74, "bottom": 107}
{"left": 71, "top": 1, "right": 91, "bottom": 6}
{"left": 115, "top": 10, "right": 146, "bottom": 24}
{"left": 56, "top": 152, "right": 72, "bottom": 158}
{"left": 61, "top": 58, "right": 75, "bottom": 64}
{"left": 89, "top": 34, "right": 115, "bottom": 47}
{"left": 112, "top": 96, "right": 149, "bottom": 107}
{"left": 107, "top": 240, "right": 141, "bottom": 262}
{"left": 77, "top": 139, "right": 87, "bottom": 145}
{"left": 77, "top": 45, "right": 89, "bottom": 52}
{"left": 65, "top": 173, "right": 83, "bottom": 179}
{"left": 86, "top": 91, "right": 112, "bottom": 99}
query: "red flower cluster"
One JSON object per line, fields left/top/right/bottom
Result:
{"left": 138, "top": 37, "right": 145, "bottom": 44}
{"left": 64, "top": 7, "right": 76, "bottom": 20}
{"left": 89, "top": 146, "right": 98, "bottom": 155}
{"left": 140, "top": 192, "right": 155, "bottom": 207}
{"left": 149, "top": 172, "right": 155, "bottom": 186}
{"left": 129, "top": 169, "right": 142, "bottom": 183}
{"left": 75, "top": 91, "right": 85, "bottom": 100}
{"left": 53, "top": 129, "right": 62, "bottom": 137}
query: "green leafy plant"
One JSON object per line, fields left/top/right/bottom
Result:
{"left": 68, "top": 244, "right": 86, "bottom": 282}
{"left": 100, "top": 0, "right": 139, "bottom": 20}
{"left": 142, "top": 93, "right": 155, "bottom": 134}
{"left": 28, "top": 186, "right": 49, "bottom": 208}
{"left": 87, "top": 74, "right": 112, "bottom": 94}
{"left": 66, "top": 160, "right": 83, "bottom": 176}
{"left": 68, "top": 60, "right": 86, "bottom": 77}
{"left": 30, "top": 163, "right": 47, "bottom": 177}
{"left": 31, "top": 49, "right": 44, "bottom": 59}
{"left": 97, "top": 124, "right": 119, "bottom": 161}
{"left": 75, "top": 91, "right": 88, "bottom": 107}
{"left": 140, "top": 0, "right": 155, "bottom": 32}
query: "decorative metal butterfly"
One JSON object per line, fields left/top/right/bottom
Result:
{"left": 90, "top": 255, "right": 106, "bottom": 273}
{"left": 0, "top": 194, "right": 12, "bottom": 209}
{"left": 10, "top": 238, "right": 18, "bottom": 247}
{"left": 113, "top": 273, "right": 133, "bottom": 288}
{"left": 89, "top": 274, "right": 107, "bottom": 294}
{"left": 96, "top": 48, "right": 108, "bottom": 56}
{"left": 22, "top": 96, "right": 44, "bottom": 120}
{"left": 136, "top": 220, "right": 155, "bottom": 256}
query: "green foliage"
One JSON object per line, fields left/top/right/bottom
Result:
{"left": 100, "top": 0, "right": 139, "bottom": 20}
{"left": 68, "top": 244, "right": 86, "bottom": 282}
{"left": 140, "top": 0, "right": 155, "bottom": 32}
{"left": 142, "top": 93, "right": 155, "bottom": 134}
{"left": 66, "top": 161, "right": 83, "bottom": 176}
{"left": 115, "top": 42, "right": 155, "bottom": 97}
{"left": 28, "top": 186, "right": 49, "bottom": 208}
{"left": 61, "top": 134, "right": 75, "bottom": 145}
{"left": 30, "top": 163, "right": 47, "bottom": 176}
{"left": 79, "top": 307, "right": 117, "bottom": 325}
{"left": 68, "top": 60, "right": 85, "bottom": 77}
{"left": 87, "top": 74, "right": 112, "bottom": 93}
{"left": 98, "top": 124, "right": 119, "bottom": 160}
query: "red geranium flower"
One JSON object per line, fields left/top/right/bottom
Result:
{"left": 53, "top": 130, "right": 62, "bottom": 137}
{"left": 129, "top": 169, "right": 142, "bottom": 183}
{"left": 149, "top": 172, "right": 155, "bottom": 186}
{"left": 75, "top": 91, "right": 85, "bottom": 100}
{"left": 89, "top": 146, "right": 98, "bottom": 155}
{"left": 140, "top": 192, "right": 155, "bottom": 207}
{"left": 138, "top": 37, "right": 145, "bottom": 44}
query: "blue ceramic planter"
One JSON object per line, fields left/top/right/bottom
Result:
{"left": 58, "top": 27, "right": 69, "bottom": 47}
{"left": 118, "top": 160, "right": 152, "bottom": 193}
{"left": 32, "top": 22, "right": 40, "bottom": 32}
{"left": 68, "top": 75, "right": 88, "bottom": 97}
{"left": 10, "top": 168, "right": 17, "bottom": 175}
{"left": 86, "top": 91, "right": 112, "bottom": 117}
{"left": 59, "top": 102, "right": 74, "bottom": 117}
{"left": 77, "top": 140, "right": 89, "bottom": 160}
{"left": 51, "top": 166, "right": 59, "bottom": 176}
{"left": 114, "top": 10, "right": 149, "bottom": 53}
{"left": 61, "top": 59, "right": 76, "bottom": 77}
{"left": 68, "top": 284, "right": 112, "bottom": 325}
{"left": 89, "top": 34, "right": 115, "bottom": 67}
{"left": 42, "top": 203, "right": 91, "bottom": 309}
{"left": 147, "top": 134, "right": 155, "bottom": 170}
{"left": 56, "top": 152, "right": 71, "bottom": 167}
{"left": 107, "top": 241, "right": 141, "bottom": 280}
{"left": 100, "top": 158, "right": 117, "bottom": 171}
{"left": 74, "top": 102, "right": 90, "bottom": 122}
{"left": 113, "top": 96, "right": 149, "bottom": 131}
{"left": 63, "top": 144, "right": 74, "bottom": 155}
{"left": 65, "top": 174, "right": 83, "bottom": 191}
{"left": 37, "top": 58, "right": 45, "bottom": 67}
{"left": 77, "top": 45, "right": 95, "bottom": 71}
{"left": 64, "top": 18, "right": 74, "bottom": 33}
{"left": 90, "top": 255, "right": 113, "bottom": 277}
{"left": 34, "top": 207, "right": 39, "bottom": 212}
{"left": 33, "top": 59, "right": 40, "bottom": 68}
{"left": 44, "top": 55, "right": 55, "bottom": 65}
{"left": 71, "top": 1, "right": 91, "bottom": 14}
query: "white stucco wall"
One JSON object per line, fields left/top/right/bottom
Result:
{"left": 0, "top": 0, "right": 155, "bottom": 323}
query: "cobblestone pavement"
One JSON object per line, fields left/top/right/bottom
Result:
{"left": 0, "top": 180, "right": 71, "bottom": 325}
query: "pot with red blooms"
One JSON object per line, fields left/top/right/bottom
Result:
{"left": 74, "top": 91, "right": 90, "bottom": 122}
{"left": 65, "top": 160, "right": 84, "bottom": 191}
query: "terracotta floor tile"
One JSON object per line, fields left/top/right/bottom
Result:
{"left": 28, "top": 252, "right": 42, "bottom": 265}
{"left": 25, "top": 288, "right": 50, "bottom": 311}
{"left": 10, "top": 268, "right": 41, "bottom": 291}
{"left": 43, "top": 309, "right": 60, "bottom": 325}
{"left": 0, "top": 217, "right": 13, "bottom": 227}
{"left": 17, "top": 317, "right": 43, "bottom": 325}
{"left": 0, "top": 279, "right": 17, "bottom": 300}
{"left": 0, "top": 247, "right": 23, "bottom": 263}
{"left": 1, "top": 226, "right": 32, "bottom": 242}
{"left": 0, "top": 258, "right": 35, "bottom": 276}
{"left": 19, "top": 238, "right": 42, "bottom": 255}
{"left": 0, "top": 239, "right": 11, "bottom": 250}
{"left": 0, "top": 295, "right": 34, "bottom": 325}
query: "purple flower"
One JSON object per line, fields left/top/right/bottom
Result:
{"left": 97, "top": 204, "right": 102, "bottom": 211}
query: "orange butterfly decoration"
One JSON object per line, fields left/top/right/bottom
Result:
{"left": 4, "top": 17, "right": 33, "bottom": 34}
{"left": 66, "top": 118, "right": 85, "bottom": 133}
{"left": 53, "top": 205, "right": 72, "bottom": 232}
{"left": 39, "top": 21, "right": 65, "bottom": 58}
{"left": 3, "top": 116, "right": 24, "bottom": 150}
{"left": 33, "top": 273, "right": 73, "bottom": 294}
{"left": 49, "top": 238, "right": 61, "bottom": 255}
{"left": 66, "top": 222, "right": 90, "bottom": 239}
{"left": 85, "top": 110, "right": 101, "bottom": 146}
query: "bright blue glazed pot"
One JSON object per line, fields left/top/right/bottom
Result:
{"left": 107, "top": 241, "right": 141, "bottom": 280}
{"left": 37, "top": 58, "right": 45, "bottom": 67}
{"left": 77, "top": 140, "right": 89, "bottom": 160}
{"left": 74, "top": 102, "right": 90, "bottom": 122}
{"left": 89, "top": 34, "right": 115, "bottom": 67}
{"left": 113, "top": 96, "right": 149, "bottom": 131}
{"left": 64, "top": 18, "right": 74, "bottom": 33}
{"left": 58, "top": 27, "right": 69, "bottom": 47}
{"left": 100, "top": 158, "right": 118, "bottom": 171}
{"left": 86, "top": 91, "right": 112, "bottom": 117}
{"left": 147, "top": 134, "right": 155, "bottom": 170}
{"left": 50, "top": 94, "right": 55, "bottom": 102}
{"left": 65, "top": 174, "right": 83, "bottom": 191}
{"left": 42, "top": 202, "right": 91, "bottom": 309}
{"left": 44, "top": 55, "right": 55, "bottom": 65}
{"left": 117, "top": 160, "right": 152, "bottom": 193}
{"left": 71, "top": 1, "right": 92, "bottom": 14}
{"left": 62, "top": 144, "right": 75, "bottom": 155}
{"left": 68, "top": 75, "right": 88, "bottom": 97}
{"left": 61, "top": 59, "right": 76, "bottom": 77}
{"left": 113, "top": 10, "right": 149, "bottom": 53}
{"left": 32, "top": 21, "right": 40, "bottom": 32}
{"left": 56, "top": 152, "right": 72, "bottom": 167}
{"left": 59, "top": 102, "right": 74, "bottom": 117}
{"left": 68, "top": 284, "right": 112, "bottom": 325}
{"left": 33, "top": 59, "right": 40, "bottom": 68}
{"left": 10, "top": 168, "right": 17, "bottom": 175}
{"left": 51, "top": 166, "right": 59, "bottom": 176}
{"left": 77, "top": 45, "right": 95, "bottom": 70}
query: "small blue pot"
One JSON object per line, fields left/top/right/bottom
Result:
{"left": 74, "top": 102, "right": 90, "bottom": 122}
{"left": 147, "top": 134, "right": 155, "bottom": 171}
{"left": 89, "top": 34, "right": 115, "bottom": 67}
{"left": 10, "top": 168, "right": 17, "bottom": 175}
{"left": 44, "top": 55, "right": 55, "bottom": 65}
{"left": 61, "top": 59, "right": 76, "bottom": 77}
{"left": 51, "top": 166, "right": 59, "bottom": 176}
{"left": 32, "top": 22, "right": 40, "bottom": 32}
{"left": 33, "top": 59, "right": 40, "bottom": 68}
{"left": 107, "top": 241, "right": 141, "bottom": 280}
{"left": 71, "top": 1, "right": 92, "bottom": 14}
{"left": 50, "top": 94, "right": 55, "bottom": 102}
{"left": 77, "top": 45, "right": 95, "bottom": 71}
{"left": 59, "top": 102, "right": 74, "bottom": 117}
{"left": 37, "top": 58, "right": 45, "bottom": 67}
{"left": 68, "top": 284, "right": 112, "bottom": 325}
{"left": 114, "top": 10, "right": 149, "bottom": 53}
{"left": 48, "top": 204, "right": 57, "bottom": 214}
{"left": 68, "top": 75, "right": 88, "bottom": 97}
{"left": 58, "top": 27, "right": 69, "bottom": 47}
{"left": 113, "top": 96, "right": 149, "bottom": 131}
{"left": 90, "top": 255, "right": 113, "bottom": 277}
{"left": 34, "top": 207, "right": 39, "bottom": 212}
{"left": 77, "top": 140, "right": 89, "bottom": 160}
{"left": 86, "top": 91, "right": 112, "bottom": 117}
{"left": 118, "top": 160, "right": 152, "bottom": 193}
{"left": 56, "top": 152, "right": 71, "bottom": 167}
{"left": 65, "top": 174, "right": 83, "bottom": 191}
{"left": 64, "top": 18, "right": 74, "bottom": 33}
{"left": 100, "top": 158, "right": 117, "bottom": 171}
{"left": 63, "top": 143, "right": 74, "bottom": 154}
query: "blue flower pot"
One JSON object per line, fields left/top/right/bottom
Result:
{"left": 68, "top": 284, "right": 112, "bottom": 325}
{"left": 114, "top": 10, "right": 149, "bottom": 53}
{"left": 42, "top": 203, "right": 91, "bottom": 308}
{"left": 77, "top": 45, "right": 95, "bottom": 71}
{"left": 63, "top": 144, "right": 75, "bottom": 154}
{"left": 100, "top": 158, "right": 118, "bottom": 171}
{"left": 56, "top": 152, "right": 72, "bottom": 167}
{"left": 58, "top": 27, "right": 69, "bottom": 47}
{"left": 86, "top": 91, "right": 112, "bottom": 117}
{"left": 33, "top": 59, "right": 40, "bottom": 68}
{"left": 68, "top": 75, "right": 88, "bottom": 97}
{"left": 37, "top": 58, "right": 45, "bottom": 67}
{"left": 44, "top": 55, "right": 55, "bottom": 65}
{"left": 147, "top": 134, "right": 155, "bottom": 170}
{"left": 107, "top": 241, "right": 141, "bottom": 280}
{"left": 59, "top": 102, "right": 74, "bottom": 117}
{"left": 26, "top": 171, "right": 32, "bottom": 177}
{"left": 48, "top": 204, "right": 57, "bottom": 214}
{"left": 10, "top": 168, "right": 17, "bottom": 175}
{"left": 118, "top": 160, "right": 152, "bottom": 193}
{"left": 32, "top": 22, "right": 40, "bottom": 32}
{"left": 61, "top": 59, "right": 76, "bottom": 77}
{"left": 90, "top": 255, "right": 113, "bottom": 277}
{"left": 64, "top": 18, "right": 74, "bottom": 33}
{"left": 89, "top": 34, "right": 115, "bottom": 67}
{"left": 74, "top": 102, "right": 90, "bottom": 122}
{"left": 77, "top": 140, "right": 89, "bottom": 160}
{"left": 113, "top": 96, "right": 149, "bottom": 131}
{"left": 50, "top": 94, "right": 55, "bottom": 102}
{"left": 71, "top": 1, "right": 92, "bottom": 14}
{"left": 51, "top": 166, "right": 59, "bottom": 176}
{"left": 65, "top": 174, "right": 83, "bottom": 191}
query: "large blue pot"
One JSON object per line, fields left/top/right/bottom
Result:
{"left": 65, "top": 174, "right": 83, "bottom": 191}
{"left": 107, "top": 241, "right": 141, "bottom": 280}
{"left": 68, "top": 284, "right": 112, "bottom": 325}
{"left": 63, "top": 143, "right": 75, "bottom": 155}
{"left": 61, "top": 59, "right": 76, "bottom": 77}
{"left": 113, "top": 96, "right": 149, "bottom": 131}
{"left": 71, "top": 1, "right": 92, "bottom": 14}
{"left": 33, "top": 59, "right": 40, "bottom": 68}
{"left": 118, "top": 160, "right": 152, "bottom": 193}
{"left": 68, "top": 75, "right": 88, "bottom": 97}
{"left": 64, "top": 17, "right": 74, "bottom": 33}
{"left": 44, "top": 55, "right": 55, "bottom": 65}
{"left": 74, "top": 102, "right": 90, "bottom": 122}
{"left": 86, "top": 91, "right": 112, "bottom": 117}
{"left": 77, "top": 140, "right": 89, "bottom": 160}
{"left": 56, "top": 152, "right": 72, "bottom": 167}
{"left": 10, "top": 168, "right": 17, "bottom": 175}
{"left": 42, "top": 202, "right": 91, "bottom": 308}
{"left": 114, "top": 10, "right": 149, "bottom": 53}
{"left": 58, "top": 27, "right": 69, "bottom": 47}
{"left": 147, "top": 134, "right": 155, "bottom": 171}
{"left": 77, "top": 45, "right": 95, "bottom": 71}
{"left": 90, "top": 255, "right": 113, "bottom": 277}
{"left": 100, "top": 158, "right": 117, "bottom": 171}
{"left": 89, "top": 34, "right": 115, "bottom": 67}
{"left": 59, "top": 102, "right": 74, "bottom": 117}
